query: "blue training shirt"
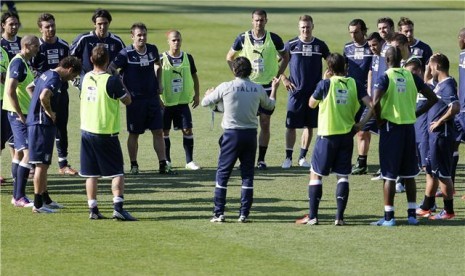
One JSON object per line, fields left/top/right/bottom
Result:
{"left": 343, "top": 41, "right": 372, "bottom": 93}
{"left": 1, "top": 36, "right": 21, "bottom": 60}
{"left": 427, "top": 77, "right": 458, "bottom": 134}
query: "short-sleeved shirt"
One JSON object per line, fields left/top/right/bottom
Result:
{"left": 231, "top": 31, "right": 285, "bottom": 53}
{"left": 112, "top": 44, "right": 160, "bottom": 99}
{"left": 31, "top": 37, "right": 70, "bottom": 91}
{"left": 285, "top": 36, "right": 331, "bottom": 98}
{"left": 70, "top": 31, "right": 125, "bottom": 76}
{"left": 1, "top": 36, "right": 21, "bottom": 60}
{"left": 26, "top": 70, "right": 63, "bottom": 126}
{"left": 410, "top": 39, "right": 433, "bottom": 70}
{"left": 427, "top": 77, "right": 458, "bottom": 134}
{"left": 459, "top": 50, "right": 465, "bottom": 112}
{"left": 376, "top": 42, "right": 392, "bottom": 78}
{"left": 370, "top": 54, "right": 381, "bottom": 93}
{"left": 343, "top": 41, "right": 372, "bottom": 92}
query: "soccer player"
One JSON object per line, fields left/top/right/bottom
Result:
{"left": 70, "top": 8, "right": 125, "bottom": 85}
{"left": 27, "top": 56, "right": 82, "bottom": 213}
{"left": 416, "top": 53, "right": 458, "bottom": 220}
{"left": 2, "top": 35, "right": 40, "bottom": 207}
{"left": 160, "top": 30, "right": 200, "bottom": 170}
{"left": 342, "top": 19, "right": 373, "bottom": 175}
{"left": 280, "top": 15, "right": 330, "bottom": 169}
{"left": 295, "top": 53, "right": 371, "bottom": 226}
{"left": 226, "top": 9, "right": 289, "bottom": 169}
{"left": 201, "top": 57, "right": 278, "bottom": 223}
{"left": 458, "top": 28, "right": 465, "bottom": 201}
{"left": 80, "top": 45, "right": 136, "bottom": 221}
{"left": 371, "top": 46, "right": 437, "bottom": 226}
{"left": 397, "top": 17, "right": 433, "bottom": 74}
{"left": 376, "top": 17, "right": 396, "bottom": 76}
{"left": 1, "top": 11, "right": 21, "bottom": 60}
{"left": 1, "top": 46, "right": 11, "bottom": 184}
{"left": 110, "top": 23, "right": 174, "bottom": 175}
{"left": 31, "top": 13, "right": 78, "bottom": 175}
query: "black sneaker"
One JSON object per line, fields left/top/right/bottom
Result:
{"left": 112, "top": 209, "right": 138, "bottom": 221}
{"left": 160, "top": 166, "right": 177, "bottom": 175}
{"left": 351, "top": 162, "right": 367, "bottom": 175}
{"left": 256, "top": 161, "right": 267, "bottom": 170}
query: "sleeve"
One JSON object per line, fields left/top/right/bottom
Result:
{"left": 259, "top": 88, "right": 276, "bottom": 110}
{"left": 284, "top": 41, "right": 290, "bottom": 53}
{"left": 106, "top": 76, "right": 127, "bottom": 99}
{"left": 187, "top": 54, "right": 197, "bottom": 75}
{"left": 152, "top": 45, "right": 160, "bottom": 63}
{"left": 231, "top": 33, "right": 245, "bottom": 51}
{"left": 201, "top": 83, "right": 224, "bottom": 107}
{"left": 443, "top": 82, "right": 458, "bottom": 105}
{"left": 270, "top": 33, "right": 285, "bottom": 52}
{"left": 356, "top": 80, "right": 368, "bottom": 101}
{"left": 69, "top": 34, "right": 83, "bottom": 57}
{"left": 321, "top": 41, "right": 331, "bottom": 59}
{"left": 112, "top": 49, "right": 128, "bottom": 71}
{"left": 375, "top": 73, "right": 389, "bottom": 91}
{"left": 8, "top": 59, "right": 26, "bottom": 82}
{"left": 30, "top": 52, "right": 45, "bottom": 75}
{"left": 312, "top": 79, "right": 329, "bottom": 100}
{"left": 423, "top": 44, "right": 433, "bottom": 66}
{"left": 46, "top": 76, "right": 63, "bottom": 94}
{"left": 412, "top": 74, "right": 427, "bottom": 92}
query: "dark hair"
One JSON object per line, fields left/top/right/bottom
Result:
{"left": 397, "top": 17, "right": 414, "bottom": 31}
{"left": 131, "top": 22, "right": 147, "bottom": 34}
{"left": 299, "top": 15, "right": 313, "bottom": 23}
{"left": 91, "top": 44, "right": 109, "bottom": 67}
{"left": 385, "top": 46, "right": 402, "bottom": 67}
{"left": 348, "top": 18, "right": 367, "bottom": 33}
{"left": 392, "top": 33, "right": 408, "bottom": 46}
{"left": 326, "top": 53, "right": 346, "bottom": 75}
{"left": 58, "top": 56, "right": 82, "bottom": 74}
{"left": 92, "top": 8, "right": 112, "bottom": 23}
{"left": 232, "top": 57, "right": 252, "bottom": 78}
{"left": 1, "top": 11, "right": 19, "bottom": 25}
{"left": 404, "top": 56, "right": 422, "bottom": 69}
{"left": 37, "top": 13, "right": 55, "bottom": 28}
{"left": 252, "top": 9, "right": 267, "bottom": 18}
{"left": 377, "top": 17, "right": 394, "bottom": 28}
{"left": 367, "top": 32, "right": 382, "bottom": 42}
{"left": 430, "top": 53, "right": 450, "bottom": 72}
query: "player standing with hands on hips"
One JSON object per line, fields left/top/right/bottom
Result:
{"left": 202, "top": 57, "right": 278, "bottom": 223}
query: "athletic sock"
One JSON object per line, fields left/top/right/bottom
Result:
{"left": 164, "top": 136, "right": 171, "bottom": 162}
{"left": 384, "top": 206, "right": 394, "bottom": 221}
{"left": 113, "top": 196, "right": 124, "bottom": 212}
{"left": 444, "top": 199, "right": 454, "bottom": 214}
{"left": 16, "top": 163, "right": 30, "bottom": 199}
{"left": 421, "top": 195, "right": 435, "bottom": 210}
{"left": 335, "top": 178, "right": 349, "bottom": 221}
{"left": 452, "top": 151, "right": 459, "bottom": 185}
{"left": 285, "top": 149, "right": 293, "bottom": 160}
{"left": 183, "top": 135, "right": 194, "bottom": 163}
{"left": 34, "top": 193, "right": 43, "bottom": 209}
{"left": 299, "top": 148, "right": 308, "bottom": 160}
{"left": 58, "top": 157, "right": 68, "bottom": 169}
{"left": 308, "top": 180, "right": 322, "bottom": 220}
{"left": 42, "top": 191, "right": 53, "bottom": 205}
{"left": 407, "top": 202, "right": 416, "bottom": 217}
{"left": 258, "top": 146, "right": 268, "bottom": 162}
{"left": 11, "top": 160, "right": 19, "bottom": 199}
{"left": 159, "top": 160, "right": 167, "bottom": 171}
{"left": 357, "top": 155, "right": 367, "bottom": 167}
{"left": 131, "top": 161, "right": 138, "bottom": 167}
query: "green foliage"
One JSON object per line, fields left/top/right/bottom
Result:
{"left": 1, "top": 1, "right": 464, "bottom": 275}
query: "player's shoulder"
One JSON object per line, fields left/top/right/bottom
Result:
{"left": 108, "top": 32, "right": 125, "bottom": 44}
{"left": 57, "top": 37, "right": 70, "bottom": 47}
{"left": 269, "top": 31, "right": 283, "bottom": 40}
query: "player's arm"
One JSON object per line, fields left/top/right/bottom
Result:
{"left": 226, "top": 49, "right": 239, "bottom": 72}
{"left": 415, "top": 79, "right": 438, "bottom": 118}
{"left": 429, "top": 101, "right": 459, "bottom": 132}
{"left": 367, "top": 70, "right": 373, "bottom": 96}
{"left": 192, "top": 72, "right": 200, "bottom": 108}
{"left": 154, "top": 60, "right": 163, "bottom": 94}
{"left": 26, "top": 81, "right": 35, "bottom": 97}
{"left": 5, "top": 78, "right": 25, "bottom": 122}
{"left": 39, "top": 88, "right": 56, "bottom": 123}
{"left": 355, "top": 95, "right": 374, "bottom": 130}
{"left": 277, "top": 50, "right": 289, "bottom": 78}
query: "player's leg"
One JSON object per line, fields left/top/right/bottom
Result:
{"left": 282, "top": 127, "right": 295, "bottom": 168}
{"left": 127, "top": 133, "right": 140, "bottom": 173}
{"left": 162, "top": 106, "right": 173, "bottom": 163}
{"left": 180, "top": 105, "right": 199, "bottom": 170}
{"left": 238, "top": 129, "right": 257, "bottom": 221}
{"left": 298, "top": 127, "right": 312, "bottom": 167}
{"left": 352, "top": 130, "right": 370, "bottom": 174}
{"left": 257, "top": 113, "right": 271, "bottom": 169}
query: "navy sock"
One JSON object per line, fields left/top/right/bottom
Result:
{"left": 42, "top": 191, "right": 53, "bottom": 204}
{"left": 285, "top": 149, "right": 293, "bottom": 159}
{"left": 164, "top": 137, "right": 171, "bottom": 162}
{"left": 308, "top": 184, "right": 322, "bottom": 220}
{"left": 90, "top": 206, "right": 100, "bottom": 214}
{"left": 335, "top": 180, "right": 349, "bottom": 220}
{"left": 16, "top": 165, "right": 30, "bottom": 199}
{"left": 384, "top": 211, "right": 394, "bottom": 221}
{"left": 183, "top": 136, "right": 194, "bottom": 163}
{"left": 114, "top": 196, "right": 124, "bottom": 212}
{"left": 421, "top": 195, "right": 435, "bottom": 210}
{"left": 34, "top": 193, "right": 43, "bottom": 209}
{"left": 451, "top": 153, "right": 458, "bottom": 185}
{"left": 11, "top": 162, "right": 19, "bottom": 199}
{"left": 299, "top": 148, "right": 308, "bottom": 159}
{"left": 131, "top": 161, "right": 138, "bottom": 167}
{"left": 358, "top": 155, "right": 367, "bottom": 167}
{"left": 407, "top": 209, "right": 416, "bottom": 218}
{"left": 58, "top": 160, "right": 68, "bottom": 169}
{"left": 444, "top": 199, "right": 454, "bottom": 214}
{"left": 258, "top": 146, "right": 267, "bottom": 162}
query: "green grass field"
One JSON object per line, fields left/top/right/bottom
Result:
{"left": 1, "top": 1, "right": 465, "bottom": 275}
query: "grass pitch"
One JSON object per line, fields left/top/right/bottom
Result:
{"left": 1, "top": 1, "right": 465, "bottom": 275}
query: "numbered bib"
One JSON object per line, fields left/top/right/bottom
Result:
{"left": 172, "top": 78, "right": 183, "bottom": 93}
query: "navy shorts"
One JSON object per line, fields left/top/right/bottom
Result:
{"left": 286, "top": 94, "right": 317, "bottom": 128}
{"left": 28, "top": 124, "right": 56, "bottom": 165}
{"left": 1, "top": 102, "right": 13, "bottom": 150}
{"left": 80, "top": 131, "right": 124, "bottom": 178}
{"left": 163, "top": 104, "right": 193, "bottom": 130}
{"left": 257, "top": 83, "right": 275, "bottom": 116}
{"left": 358, "top": 107, "right": 379, "bottom": 133}
{"left": 8, "top": 112, "right": 28, "bottom": 151}
{"left": 126, "top": 97, "right": 163, "bottom": 134}
{"left": 310, "top": 132, "right": 354, "bottom": 176}
{"left": 426, "top": 131, "right": 454, "bottom": 178}
{"left": 379, "top": 122, "right": 419, "bottom": 180}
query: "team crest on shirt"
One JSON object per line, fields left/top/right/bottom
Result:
{"left": 413, "top": 48, "right": 424, "bottom": 57}
{"left": 148, "top": 52, "right": 153, "bottom": 60}
{"left": 110, "top": 44, "right": 115, "bottom": 52}
{"left": 314, "top": 45, "right": 320, "bottom": 53}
